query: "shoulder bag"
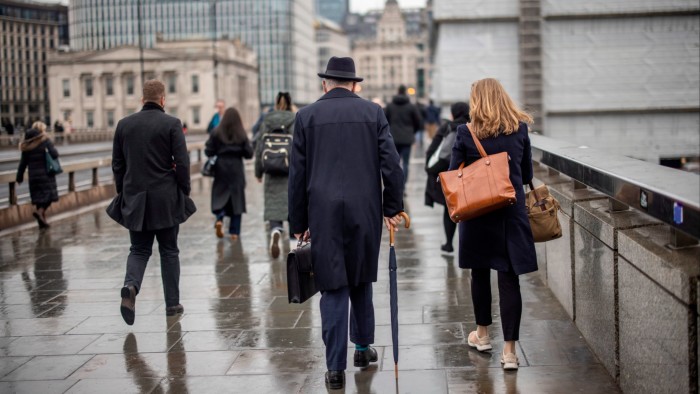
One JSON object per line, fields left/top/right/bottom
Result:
{"left": 201, "top": 155, "right": 217, "bottom": 177}
{"left": 287, "top": 240, "right": 317, "bottom": 303}
{"left": 526, "top": 182, "right": 562, "bottom": 242}
{"left": 439, "top": 126, "right": 516, "bottom": 222}
{"left": 45, "top": 148, "right": 63, "bottom": 176}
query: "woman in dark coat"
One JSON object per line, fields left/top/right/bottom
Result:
{"left": 448, "top": 78, "right": 536, "bottom": 371}
{"left": 424, "top": 101, "right": 470, "bottom": 254}
{"left": 254, "top": 92, "right": 295, "bottom": 258}
{"left": 205, "top": 107, "right": 253, "bottom": 240}
{"left": 16, "top": 121, "right": 59, "bottom": 228}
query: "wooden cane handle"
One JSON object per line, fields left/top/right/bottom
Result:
{"left": 389, "top": 212, "right": 411, "bottom": 245}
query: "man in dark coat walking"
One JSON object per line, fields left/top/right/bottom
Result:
{"left": 384, "top": 85, "right": 421, "bottom": 187}
{"left": 289, "top": 57, "right": 405, "bottom": 390}
{"left": 107, "top": 80, "right": 196, "bottom": 325}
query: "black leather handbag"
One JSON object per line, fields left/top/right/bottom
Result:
{"left": 287, "top": 241, "right": 317, "bottom": 304}
{"left": 201, "top": 155, "right": 217, "bottom": 177}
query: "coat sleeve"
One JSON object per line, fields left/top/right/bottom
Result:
{"left": 16, "top": 153, "right": 27, "bottom": 183}
{"left": 111, "top": 123, "right": 125, "bottom": 193}
{"left": 254, "top": 132, "right": 264, "bottom": 178}
{"left": 288, "top": 114, "right": 308, "bottom": 234}
{"left": 521, "top": 125, "right": 534, "bottom": 185}
{"left": 242, "top": 140, "right": 254, "bottom": 160}
{"left": 170, "top": 119, "right": 191, "bottom": 196}
{"left": 425, "top": 122, "right": 447, "bottom": 165}
{"left": 204, "top": 133, "right": 218, "bottom": 157}
{"left": 412, "top": 106, "right": 422, "bottom": 133}
{"left": 449, "top": 124, "right": 480, "bottom": 171}
{"left": 377, "top": 107, "right": 404, "bottom": 216}
{"left": 46, "top": 140, "right": 59, "bottom": 159}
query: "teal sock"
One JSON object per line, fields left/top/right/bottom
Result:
{"left": 355, "top": 345, "right": 368, "bottom": 351}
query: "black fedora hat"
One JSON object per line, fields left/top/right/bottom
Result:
{"left": 318, "top": 56, "right": 363, "bottom": 82}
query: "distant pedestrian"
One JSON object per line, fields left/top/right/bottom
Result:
{"left": 254, "top": 92, "right": 295, "bottom": 258}
{"left": 107, "top": 79, "right": 196, "bottom": 325}
{"left": 449, "top": 78, "right": 535, "bottom": 371}
{"left": 384, "top": 85, "right": 421, "bottom": 187}
{"left": 205, "top": 107, "right": 254, "bottom": 240}
{"left": 425, "top": 99, "right": 441, "bottom": 139}
{"left": 424, "top": 101, "right": 469, "bottom": 254}
{"left": 15, "top": 121, "right": 59, "bottom": 228}
{"left": 206, "top": 99, "right": 226, "bottom": 134}
{"left": 289, "top": 56, "right": 405, "bottom": 390}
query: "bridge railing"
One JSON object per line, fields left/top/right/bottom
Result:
{"left": 529, "top": 134, "right": 699, "bottom": 393}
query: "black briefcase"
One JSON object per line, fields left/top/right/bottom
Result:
{"left": 287, "top": 241, "right": 317, "bottom": 303}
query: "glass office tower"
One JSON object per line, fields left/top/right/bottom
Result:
{"left": 314, "top": 0, "right": 349, "bottom": 25}
{"left": 69, "top": 0, "right": 317, "bottom": 106}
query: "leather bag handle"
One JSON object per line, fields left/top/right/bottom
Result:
{"left": 528, "top": 182, "right": 547, "bottom": 212}
{"left": 467, "top": 124, "right": 488, "bottom": 158}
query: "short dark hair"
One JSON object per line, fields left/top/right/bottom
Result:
{"left": 398, "top": 85, "right": 407, "bottom": 95}
{"left": 143, "top": 80, "right": 165, "bottom": 102}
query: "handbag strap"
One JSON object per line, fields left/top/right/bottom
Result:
{"left": 467, "top": 124, "right": 488, "bottom": 158}
{"left": 528, "top": 182, "right": 547, "bottom": 212}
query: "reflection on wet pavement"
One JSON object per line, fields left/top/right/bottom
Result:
{"left": 0, "top": 160, "right": 620, "bottom": 393}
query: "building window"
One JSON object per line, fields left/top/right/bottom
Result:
{"left": 125, "top": 75, "right": 134, "bottom": 95}
{"left": 106, "top": 110, "right": 115, "bottom": 127}
{"left": 86, "top": 111, "right": 94, "bottom": 128}
{"left": 85, "top": 77, "right": 93, "bottom": 97}
{"left": 167, "top": 74, "right": 177, "bottom": 94}
{"left": 62, "top": 79, "right": 70, "bottom": 97}
{"left": 105, "top": 76, "right": 114, "bottom": 96}
{"left": 192, "top": 106, "right": 200, "bottom": 125}
{"left": 191, "top": 75, "right": 199, "bottom": 94}
{"left": 63, "top": 110, "right": 71, "bottom": 122}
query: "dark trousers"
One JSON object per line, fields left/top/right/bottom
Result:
{"left": 471, "top": 267, "right": 522, "bottom": 341}
{"left": 320, "top": 283, "right": 375, "bottom": 370}
{"left": 443, "top": 205, "right": 456, "bottom": 244}
{"left": 124, "top": 225, "right": 180, "bottom": 308}
{"left": 395, "top": 143, "right": 412, "bottom": 185}
{"left": 215, "top": 211, "right": 242, "bottom": 235}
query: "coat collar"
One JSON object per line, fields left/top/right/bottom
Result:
{"left": 318, "top": 87, "right": 360, "bottom": 101}
{"left": 141, "top": 102, "right": 165, "bottom": 112}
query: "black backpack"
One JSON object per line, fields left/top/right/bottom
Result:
{"left": 261, "top": 124, "right": 292, "bottom": 175}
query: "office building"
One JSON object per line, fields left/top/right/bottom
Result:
{"left": 315, "top": 17, "right": 351, "bottom": 80}
{"left": 315, "top": 0, "right": 349, "bottom": 25}
{"left": 69, "top": 0, "right": 316, "bottom": 106}
{"left": 0, "top": 0, "right": 68, "bottom": 129}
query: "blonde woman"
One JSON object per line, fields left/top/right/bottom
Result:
{"left": 448, "top": 78, "right": 536, "bottom": 371}
{"left": 16, "top": 121, "right": 60, "bottom": 228}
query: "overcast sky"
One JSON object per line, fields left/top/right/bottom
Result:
{"left": 32, "top": 0, "right": 427, "bottom": 14}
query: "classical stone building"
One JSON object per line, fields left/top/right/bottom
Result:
{"left": 0, "top": 0, "right": 68, "bottom": 129}
{"left": 47, "top": 39, "right": 259, "bottom": 132}
{"left": 351, "top": 0, "right": 430, "bottom": 103}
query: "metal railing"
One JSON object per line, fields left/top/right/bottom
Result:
{"left": 0, "top": 141, "right": 206, "bottom": 207}
{"left": 530, "top": 134, "right": 699, "bottom": 244}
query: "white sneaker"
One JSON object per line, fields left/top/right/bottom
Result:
{"left": 467, "top": 330, "right": 492, "bottom": 352}
{"left": 501, "top": 350, "right": 519, "bottom": 371}
{"left": 269, "top": 229, "right": 281, "bottom": 258}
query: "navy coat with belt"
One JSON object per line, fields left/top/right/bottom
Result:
{"left": 289, "top": 88, "right": 405, "bottom": 291}
{"left": 107, "top": 102, "right": 196, "bottom": 231}
{"left": 448, "top": 122, "right": 537, "bottom": 275}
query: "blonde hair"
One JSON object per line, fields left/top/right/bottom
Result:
{"left": 32, "top": 121, "right": 47, "bottom": 133}
{"left": 469, "top": 78, "right": 532, "bottom": 139}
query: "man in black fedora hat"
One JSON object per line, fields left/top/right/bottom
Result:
{"left": 289, "top": 56, "right": 405, "bottom": 390}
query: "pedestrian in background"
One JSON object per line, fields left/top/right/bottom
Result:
{"left": 107, "top": 80, "right": 196, "bottom": 325}
{"left": 205, "top": 107, "right": 254, "bottom": 240}
{"left": 424, "top": 101, "right": 469, "bottom": 254}
{"left": 384, "top": 85, "right": 421, "bottom": 188}
{"left": 254, "top": 91, "right": 295, "bottom": 258}
{"left": 448, "top": 78, "right": 536, "bottom": 371}
{"left": 16, "top": 121, "right": 59, "bottom": 228}
{"left": 289, "top": 56, "right": 405, "bottom": 390}
{"left": 425, "top": 99, "right": 441, "bottom": 139}
{"left": 206, "top": 99, "right": 226, "bottom": 134}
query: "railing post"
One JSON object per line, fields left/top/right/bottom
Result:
{"left": 68, "top": 172, "right": 76, "bottom": 192}
{"left": 92, "top": 168, "right": 99, "bottom": 186}
{"left": 9, "top": 182, "right": 17, "bottom": 206}
{"left": 197, "top": 149, "right": 202, "bottom": 163}
{"left": 609, "top": 198, "right": 629, "bottom": 212}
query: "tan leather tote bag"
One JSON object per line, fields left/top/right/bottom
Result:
{"left": 526, "top": 182, "right": 562, "bottom": 242}
{"left": 439, "top": 127, "right": 516, "bottom": 223}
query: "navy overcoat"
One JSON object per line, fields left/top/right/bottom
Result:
{"left": 448, "top": 122, "right": 537, "bottom": 275}
{"left": 289, "top": 88, "right": 404, "bottom": 291}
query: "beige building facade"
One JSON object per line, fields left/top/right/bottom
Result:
{"left": 47, "top": 39, "right": 259, "bottom": 132}
{"left": 351, "top": 0, "right": 429, "bottom": 103}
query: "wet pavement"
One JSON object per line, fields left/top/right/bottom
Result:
{"left": 0, "top": 157, "right": 621, "bottom": 393}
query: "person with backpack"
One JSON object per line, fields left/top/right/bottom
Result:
{"left": 254, "top": 92, "right": 295, "bottom": 258}
{"left": 424, "top": 101, "right": 470, "bottom": 254}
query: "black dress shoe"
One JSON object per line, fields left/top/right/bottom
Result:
{"left": 120, "top": 285, "right": 136, "bottom": 325}
{"left": 325, "top": 370, "right": 345, "bottom": 390}
{"left": 441, "top": 243, "right": 454, "bottom": 254}
{"left": 353, "top": 347, "right": 378, "bottom": 368}
{"left": 166, "top": 304, "right": 184, "bottom": 316}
